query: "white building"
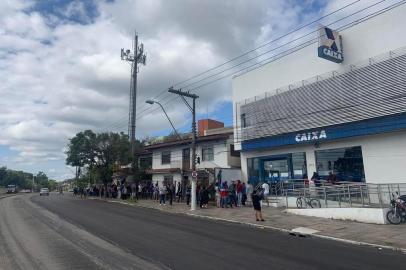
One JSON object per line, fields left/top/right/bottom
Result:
{"left": 139, "top": 121, "right": 241, "bottom": 188}
{"left": 232, "top": 3, "right": 406, "bottom": 185}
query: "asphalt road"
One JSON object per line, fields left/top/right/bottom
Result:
{"left": 1, "top": 194, "right": 405, "bottom": 270}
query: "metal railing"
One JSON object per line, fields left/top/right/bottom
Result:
{"left": 264, "top": 179, "right": 406, "bottom": 209}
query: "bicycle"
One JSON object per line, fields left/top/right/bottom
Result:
{"left": 296, "top": 195, "right": 321, "bottom": 208}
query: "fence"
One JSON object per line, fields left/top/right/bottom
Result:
{"left": 265, "top": 180, "right": 406, "bottom": 209}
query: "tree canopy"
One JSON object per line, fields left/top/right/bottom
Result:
{"left": 65, "top": 130, "right": 142, "bottom": 185}
{"left": 0, "top": 167, "right": 55, "bottom": 190}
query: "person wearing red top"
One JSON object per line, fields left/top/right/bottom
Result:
{"left": 220, "top": 182, "right": 228, "bottom": 208}
{"left": 236, "top": 180, "right": 243, "bottom": 207}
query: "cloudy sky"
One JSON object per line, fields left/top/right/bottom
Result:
{"left": 0, "top": 0, "right": 397, "bottom": 179}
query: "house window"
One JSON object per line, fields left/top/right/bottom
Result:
{"left": 202, "top": 146, "right": 214, "bottom": 161}
{"left": 161, "top": 151, "right": 171, "bottom": 164}
{"left": 241, "top": 113, "right": 247, "bottom": 128}
{"left": 139, "top": 156, "right": 152, "bottom": 170}
{"left": 230, "top": 144, "right": 240, "bottom": 157}
{"left": 163, "top": 175, "right": 174, "bottom": 186}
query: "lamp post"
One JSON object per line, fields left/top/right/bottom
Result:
{"left": 145, "top": 99, "right": 182, "bottom": 140}
{"left": 167, "top": 87, "right": 199, "bottom": 211}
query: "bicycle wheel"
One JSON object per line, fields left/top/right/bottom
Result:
{"left": 309, "top": 199, "right": 321, "bottom": 208}
{"left": 386, "top": 210, "right": 402, "bottom": 224}
{"left": 296, "top": 197, "right": 303, "bottom": 208}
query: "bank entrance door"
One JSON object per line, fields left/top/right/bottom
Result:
{"left": 263, "top": 158, "right": 290, "bottom": 182}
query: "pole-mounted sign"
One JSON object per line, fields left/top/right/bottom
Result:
{"left": 318, "top": 26, "right": 343, "bottom": 63}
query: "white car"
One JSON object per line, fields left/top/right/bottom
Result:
{"left": 39, "top": 188, "right": 49, "bottom": 196}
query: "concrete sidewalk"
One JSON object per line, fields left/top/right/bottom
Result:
{"left": 95, "top": 197, "right": 406, "bottom": 252}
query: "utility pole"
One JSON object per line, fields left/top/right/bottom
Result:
{"left": 168, "top": 87, "right": 199, "bottom": 210}
{"left": 121, "top": 31, "right": 147, "bottom": 158}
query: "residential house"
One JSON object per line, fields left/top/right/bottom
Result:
{"left": 138, "top": 119, "right": 241, "bottom": 188}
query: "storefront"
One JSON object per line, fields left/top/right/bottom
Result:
{"left": 233, "top": 4, "right": 406, "bottom": 185}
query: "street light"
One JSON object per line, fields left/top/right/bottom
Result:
{"left": 145, "top": 99, "right": 182, "bottom": 140}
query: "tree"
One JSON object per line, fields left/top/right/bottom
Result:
{"left": 66, "top": 130, "right": 97, "bottom": 179}
{"left": 94, "top": 132, "right": 132, "bottom": 185}
{"left": 0, "top": 166, "right": 7, "bottom": 186}
{"left": 65, "top": 130, "right": 141, "bottom": 186}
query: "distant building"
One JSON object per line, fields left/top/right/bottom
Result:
{"left": 137, "top": 119, "right": 241, "bottom": 188}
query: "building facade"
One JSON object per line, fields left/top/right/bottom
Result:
{"left": 139, "top": 122, "right": 241, "bottom": 188}
{"left": 232, "top": 3, "right": 406, "bottom": 184}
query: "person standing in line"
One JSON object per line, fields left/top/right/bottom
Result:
{"left": 220, "top": 182, "right": 228, "bottom": 208}
{"left": 215, "top": 183, "right": 220, "bottom": 207}
{"left": 154, "top": 183, "right": 159, "bottom": 202}
{"left": 236, "top": 180, "right": 243, "bottom": 207}
{"left": 185, "top": 185, "right": 191, "bottom": 205}
{"left": 131, "top": 182, "right": 136, "bottom": 199}
{"left": 196, "top": 183, "right": 201, "bottom": 206}
{"left": 176, "top": 182, "right": 182, "bottom": 202}
{"left": 159, "top": 184, "right": 166, "bottom": 205}
{"left": 252, "top": 188, "right": 265, "bottom": 222}
{"left": 241, "top": 182, "right": 247, "bottom": 206}
{"left": 261, "top": 181, "right": 270, "bottom": 206}
{"left": 168, "top": 184, "right": 175, "bottom": 205}
{"left": 246, "top": 181, "right": 253, "bottom": 206}
{"left": 200, "top": 186, "right": 208, "bottom": 208}
{"left": 228, "top": 181, "right": 235, "bottom": 208}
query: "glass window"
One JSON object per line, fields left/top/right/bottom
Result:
{"left": 241, "top": 114, "right": 247, "bottom": 128}
{"left": 247, "top": 157, "right": 259, "bottom": 184}
{"left": 139, "top": 156, "right": 152, "bottom": 170}
{"left": 161, "top": 151, "right": 171, "bottom": 164}
{"left": 292, "top": 152, "right": 307, "bottom": 179}
{"left": 315, "top": 146, "right": 365, "bottom": 182}
{"left": 202, "top": 147, "right": 214, "bottom": 161}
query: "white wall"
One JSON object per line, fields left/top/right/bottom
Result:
{"left": 152, "top": 173, "right": 182, "bottom": 187}
{"left": 240, "top": 131, "right": 406, "bottom": 184}
{"left": 151, "top": 139, "right": 236, "bottom": 170}
{"left": 152, "top": 147, "right": 183, "bottom": 170}
{"left": 287, "top": 208, "right": 390, "bottom": 225}
{"left": 232, "top": 4, "right": 406, "bottom": 103}
{"left": 196, "top": 140, "right": 230, "bottom": 169}
{"left": 232, "top": 4, "right": 406, "bottom": 150}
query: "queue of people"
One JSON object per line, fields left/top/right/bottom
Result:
{"left": 219, "top": 180, "right": 251, "bottom": 208}
{"left": 72, "top": 179, "right": 267, "bottom": 222}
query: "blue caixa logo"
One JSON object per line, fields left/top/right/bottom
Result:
{"left": 318, "top": 27, "right": 343, "bottom": 63}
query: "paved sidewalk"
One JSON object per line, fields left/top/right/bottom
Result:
{"left": 95, "top": 197, "right": 406, "bottom": 252}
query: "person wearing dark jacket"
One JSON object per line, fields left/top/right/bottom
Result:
{"left": 200, "top": 186, "right": 209, "bottom": 208}
{"left": 252, "top": 188, "right": 265, "bottom": 221}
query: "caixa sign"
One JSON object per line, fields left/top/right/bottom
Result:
{"left": 295, "top": 130, "right": 327, "bottom": 142}
{"left": 318, "top": 26, "right": 343, "bottom": 63}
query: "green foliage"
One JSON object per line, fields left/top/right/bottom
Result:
{"left": 66, "top": 130, "right": 142, "bottom": 185}
{"left": 0, "top": 167, "right": 56, "bottom": 190}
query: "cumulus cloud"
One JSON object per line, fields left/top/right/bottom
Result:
{"left": 2, "top": 0, "right": 379, "bottom": 179}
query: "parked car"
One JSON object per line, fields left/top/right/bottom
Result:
{"left": 39, "top": 188, "right": 49, "bottom": 196}
{"left": 6, "top": 185, "right": 17, "bottom": 194}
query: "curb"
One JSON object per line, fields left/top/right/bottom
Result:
{"left": 87, "top": 197, "right": 406, "bottom": 254}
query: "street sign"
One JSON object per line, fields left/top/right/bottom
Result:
{"left": 191, "top": 171, "right": 197, "bottom": 178}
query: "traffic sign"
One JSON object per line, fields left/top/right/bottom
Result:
{"left": 191, "top": 171, "right": 197, "bottom": 178}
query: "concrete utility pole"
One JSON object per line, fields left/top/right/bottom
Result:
{"left": 168, "top": 87, "right": 199, "bottom": 210}
{"left": 121, "top": 32, "right": 147, "bottom": 157}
